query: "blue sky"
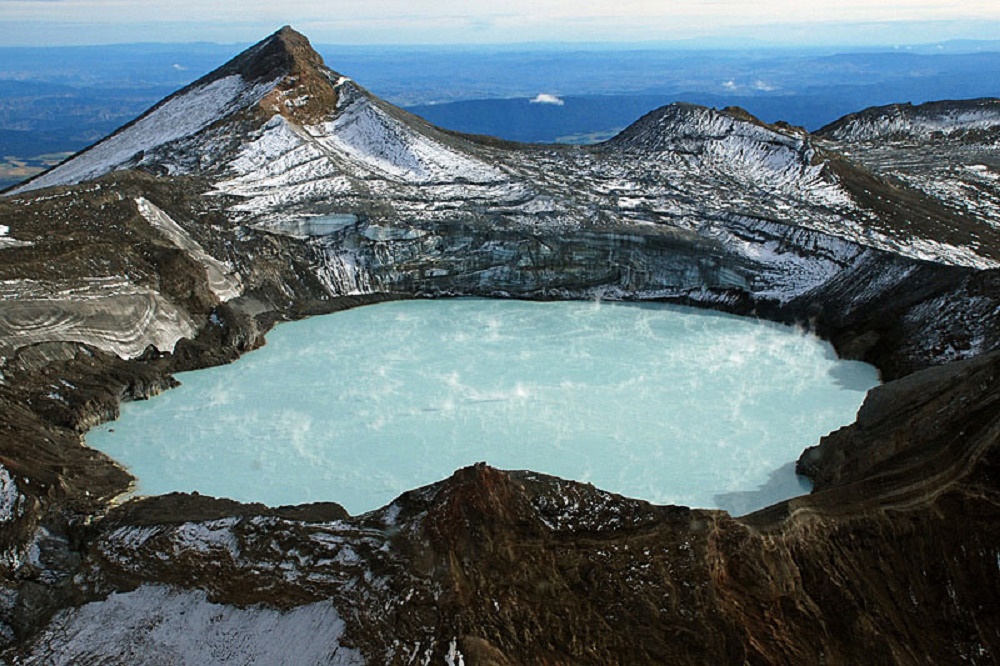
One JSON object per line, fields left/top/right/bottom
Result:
{"left": 1, "top": 0, "right": 999, "bottom": 46}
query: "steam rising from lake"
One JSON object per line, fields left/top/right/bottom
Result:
{"left": 88, "top": 299, "right": 879, "bottom": 515}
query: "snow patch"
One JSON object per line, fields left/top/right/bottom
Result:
{"left": 895, "top": 235, "right": 1000, "bottom": 270}
{"left": 0, "top": 466, "right": 22, "bottom": 523}
{"left": 172, "top": 518, "right": 242, "bottom": 559}
{"left": 311, "top": 85, "right": 503, "bottom": 183}
{"left": 104, "top": 525, "right": 163, "bottom": 555}
{"left": 445, "top": 639, "right": 465, "bottom": 666}
{"left": 21, "top": 585, "right": 363, "bottom": 665}
{"left": 382, "top": 503, "right": 401, "bottom": 526}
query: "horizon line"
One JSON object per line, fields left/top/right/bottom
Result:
{"left": 1, "top": 18, "right": 999, "bottom": 50}
{"left": 2, "top": 36, "right": 1000, "bottom": 52}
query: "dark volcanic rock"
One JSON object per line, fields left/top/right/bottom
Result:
{"left": 798, "top": 350, "right": 1000, "bottom": 496}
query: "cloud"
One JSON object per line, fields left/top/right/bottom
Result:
{"left": 2, "top": 1, "right": 1000, "bottom": 46}
{"left": 530, "top": 93, "right": 564, "bottom": 106}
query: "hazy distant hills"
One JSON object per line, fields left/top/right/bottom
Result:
{"left": 1, "top": 41, "right": 998, "bottom": 188}
{"left": 402, "top": 48, "right": 1000, "bottom": 142}
{"left": 406, "top": 88, "right": 1000, "bottom": 145}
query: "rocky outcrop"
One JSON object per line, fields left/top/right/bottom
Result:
{"left": 797, "top": 349, "right": 1000, "bottom": 497}
{"left": 1, "top": 26, "right": 1000, "bottom": 664}
{"left": 817, "top": 97, "right": 1000, "bottom": 142}
{"left": 16, "top": 427, "right": 1000, "bottom": 664}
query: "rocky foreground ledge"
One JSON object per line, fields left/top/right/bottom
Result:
{"left": 1, "top": 27, "right": 999, "bottom": 664}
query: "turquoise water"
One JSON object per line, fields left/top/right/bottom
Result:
{"left": 87, "top": 299, "right": 879, "bottom": 515}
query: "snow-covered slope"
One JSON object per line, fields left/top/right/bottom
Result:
{"left": 212, "top": 81, "right": 510, "bottom": 224}
{"left": 8, "top": 26, "right": 1000, "bottom": 308}
{"left": 819, "top": 98, "right": 1000, "bottom": 142}
{"left": 11, "top": 75, "right": 278, "bottom": 194}
{"left": 313, "top": 82, "right": 503, "bottom": 184}
{"left": 20, "top": 586, "right": 363, "bottom": 665}
{"left": 607, "top": 103, "right": 853, "bottom": 209}
{"left": 817, "top": 98, "right": 1000, "bottom": 268}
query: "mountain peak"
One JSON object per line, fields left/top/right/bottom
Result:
{"left": 608, "top": 102, "right": 796, "bottom": 152}
{"left": 223, "top": 25, "right": 328, "bottom": 84}
{"left": 205, "top": 25, "right": 339, "bottom": 124}
{"left": 240, "top": 26, "right": 341, "bottom": 124}
{"left": 9, "top": 27, "right": 345, "bottom": 193}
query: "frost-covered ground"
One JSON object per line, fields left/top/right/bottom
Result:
{"left": 18, "top": 585, "right": 363, "bottom": 666}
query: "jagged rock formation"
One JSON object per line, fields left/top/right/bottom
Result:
{"left": 1, "top": 26, "right": 999, "bottom": 664}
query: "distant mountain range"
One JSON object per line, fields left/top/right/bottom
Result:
{"left": 2, "top": 38, "right": 998, "bottom": 189}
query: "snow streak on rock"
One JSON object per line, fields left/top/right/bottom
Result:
{"left": 312, "top": 83, "right": 503, "bottom": 184}
{"left": 0, "top": 466, "right": 22, "bottom": 524}
{"left": 0, "top": 224, "right": 29, "bottom": 249}
{"left": 136, "top": 197, "right": 243, "bottom": 301}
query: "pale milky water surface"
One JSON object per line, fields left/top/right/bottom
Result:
{"left": 87, "top": 299, "right": 879, "bottom": 515}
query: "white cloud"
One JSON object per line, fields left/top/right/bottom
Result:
{"left": 530, "top": 93, "right": 565, "bottom": 106}
{"left": 0, "top": 0, "right": 999, "bottom": 45}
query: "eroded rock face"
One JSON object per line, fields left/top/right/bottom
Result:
{"left": 1, "top": 26, "right": 1000, "bottom": 665}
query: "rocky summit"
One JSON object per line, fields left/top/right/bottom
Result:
{"left": 1, "top": 26, "right": 999, "bottom": 664}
